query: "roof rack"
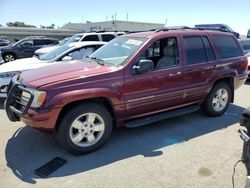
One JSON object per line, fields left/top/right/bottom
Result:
{"left": 126, "top": 29, "right": 157, "bottom": 34}
{"left": 155, "top": 26, "right": 191, "bottom": 33}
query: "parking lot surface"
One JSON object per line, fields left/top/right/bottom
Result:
{"left": 0, "top": 82, "right": 250, "bottom": 188}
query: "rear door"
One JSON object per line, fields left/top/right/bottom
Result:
{"left": 124, "top": 36, "right": 184, "bottom": 118}
{"left": 181, "top": 35, "right": 217, "bottom": 104}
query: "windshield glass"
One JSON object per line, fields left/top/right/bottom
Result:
{"left": 11, "top": 39, "right": 25, "bottom": 47}
{"left": 89, "top": 37, "right": 147, "bottom": 66}
{"left": 59, "top": 37, "right": 69, "bottom": 45}
{"left": 39, "top": 44, "right": 72, "bottom": 61}
{"left": 65, "top": 34, "right": 83, "bottom": 44}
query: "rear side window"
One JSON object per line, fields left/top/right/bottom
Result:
{"left": 101, "top": 34, "right": 115, "bottom": 42}
{"left": 214, "top": 35, "right": 242, "bottom": 59}
{"left": 81, "top": 35, "right": 99, "bottom": 41}
{"left": 34, "top": 39, "right": 57, "bottom": 46}
{"left": 202, "top": 36, "right": 216, "bottom": 61}
{"left": 183, "top": 36, "right": 207, "bottom": 65}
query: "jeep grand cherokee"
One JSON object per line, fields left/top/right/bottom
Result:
{"left": 5, "top": 28, "right": 248, "bottom": 154}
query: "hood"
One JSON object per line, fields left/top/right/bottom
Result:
{"left": 35, "top": 45, "right": 59, "bottom": 54}
{"left": 20, "top": 59, "right": 120, "bottom": 88}
{"left": 0, "top": 46, "right": 12, "bottom": 51}
{"left": 0, "top": 57, "right": 49, "bottom": 73}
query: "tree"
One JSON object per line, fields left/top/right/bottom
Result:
{"left": 40, "top": 24, "right": 55, "bottom": 29}
{"left": 6, "top": 21, "right": 36, "bottom": 28}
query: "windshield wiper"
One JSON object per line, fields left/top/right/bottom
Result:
{"left": 88, "top": 57, "right": 104, "bottom": 66}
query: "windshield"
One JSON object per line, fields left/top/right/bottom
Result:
{"left": 11, "top": 39, "right": 25, "bottom": 47}
{"left": 89, "top": 37, "right": 147, "bottom": 66}
{"left": 39, "top": 44, "right": 71, "bottom": 61}
{"left": 59, "top": 37, "right": 69, "bottom": 45}
{"left": 65, "top": 34, "right": 83, "bottom": 44}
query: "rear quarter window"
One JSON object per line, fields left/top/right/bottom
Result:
{"left": 214, "top": 35, "right": 242, "bottom": 59}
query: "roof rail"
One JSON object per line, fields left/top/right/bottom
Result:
{"left": 126, "top": 29, "right": 157, "bottom": 34}
{"left": 155, "top": 26, "right": 191, "bottom": 33}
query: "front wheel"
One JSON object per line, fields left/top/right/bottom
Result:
{"left": 56, "top": 103, "right": 113, "bottom": 154}
{"left": 202, "top": 82, "right": 232, "bottom": 116}
{"left": 3, "top": 53, "right": 16, "bottom": 62}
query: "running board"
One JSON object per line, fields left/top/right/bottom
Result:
{"left": 124, "top": 105, "right": 200, "bottom": 128}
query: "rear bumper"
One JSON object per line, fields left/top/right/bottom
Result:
{"left": 234, "top": 72, "right": 248, "bottom": 90}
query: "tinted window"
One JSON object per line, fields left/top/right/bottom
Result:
{"left": 183, "top": 36, "right": 207, "bottom": 65}
{"left": 101, "top": 34, "right": 115, "bottom": 42}
{"left": 34, "top": 39, "right": 56, "bottom": 46}
{"left": 214, "top": 35, "right": 242, "bottom": 59}
{"left": 81, "top": 35, "right": 99, "bottom": 41}
{"left": 240, "top": 41, "right": 250, "bottom": 50}
{"left": 202, "top": 36, "right": 216, "bottom": 61}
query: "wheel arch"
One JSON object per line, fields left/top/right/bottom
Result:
{"left": 54, "top": 97, "right": 117, "bottom": 131}
{"left": 212, "top": 77, "right": 234, "bottom": 103}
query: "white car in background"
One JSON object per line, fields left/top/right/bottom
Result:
{"left": 34, "top": 31, "right": 125, "bottom": 56}
{"left": 0, "top": 52, "right": 4, "bottom": 64}
{"left": 0, "top": 41, "right": 106, "bottom": 97}
{"left": 246, "top": 51, "right": 250, "bottom": 76}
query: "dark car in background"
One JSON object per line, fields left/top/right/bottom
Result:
{"left": 0, "top": 38, "right": 10, "bottom": 47}
{"left": 0, "top": 37, "right": 59, "bottom": 62}
{"left": 195, "top": 24, "right": 240, "bottom": 38}
{"left": 239, "top": 38, "right": 250, "bottom": 54}
{"left": 247, "top": 29, "right": 250, "bottom": 38}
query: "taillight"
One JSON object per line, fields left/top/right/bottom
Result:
{"left": 242, "top": 57, "right": 248, "bottom": 72}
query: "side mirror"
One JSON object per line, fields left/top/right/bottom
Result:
{"left": 133, "top": 59, "right": 154, "bottom": 74}
{"left": 62, "top": 56, "right": 73, "bottom": 61}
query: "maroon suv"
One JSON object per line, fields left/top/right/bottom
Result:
{"left": 5, "top": 28, "right": 248, "bottom": 154}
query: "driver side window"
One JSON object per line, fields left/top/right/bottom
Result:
{"left": 21, "top": 40, "right": 33, "bottom": 47}
{"left": 139, "top": 37, "right": 179, "bottom": 70}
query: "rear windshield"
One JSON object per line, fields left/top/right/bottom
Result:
{"left": 214, "top": 35, "right": 242, "bottom": 59}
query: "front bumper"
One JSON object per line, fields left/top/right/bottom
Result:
{"left": 5, "top": 75, "right": 61, "bottom": 133}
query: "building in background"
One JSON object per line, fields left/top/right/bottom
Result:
{"left": 0, "top": 20, "right": 165, "bottom": 42}
{"left": 0, "top": 27, "right": 76, "bottom": 42}
{"left": 61, "top": 20, "right": 164, "bottom": 32}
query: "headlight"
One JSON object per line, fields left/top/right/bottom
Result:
{"left": 21, "top": 88, "right": 47, "bottom": 108}
{"left": 0, "top": 72, "right": 20, "bottom": 79}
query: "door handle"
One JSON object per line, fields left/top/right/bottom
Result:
{"left": 169, "top": 72, "right": 181, "bottom": 77}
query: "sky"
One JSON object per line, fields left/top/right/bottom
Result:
{"left": 0, "top": 0, "right": 249, "bottom": 35}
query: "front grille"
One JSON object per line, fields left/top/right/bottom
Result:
{"left": 6, "top": 75, "right": 34, "bottom": 115}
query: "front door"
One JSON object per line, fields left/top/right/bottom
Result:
{"left": 124, "top": 36, "right": 184, "bottom": 119}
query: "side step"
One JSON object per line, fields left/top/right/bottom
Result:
{"left": 124, "top": 105, "right": 200, "bottom": 128}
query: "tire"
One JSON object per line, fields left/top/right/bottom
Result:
{"left": 3, "top": 53, "right": 16, "bottom": 62}
{"left": 202, "top": 82, "right": 232, "bottom": 116}
{"left": 56, "top": 103, "right": 113, "bottom": 155}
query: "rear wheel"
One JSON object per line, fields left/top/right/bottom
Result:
{"left": 3, "top": 53, "right": 16, "bottom": 62}
{"left": 56, "top": 103, "right": 113, "bottom": 154}
{"left": 202, "top": 82, "right": 232, "bottom": 116}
